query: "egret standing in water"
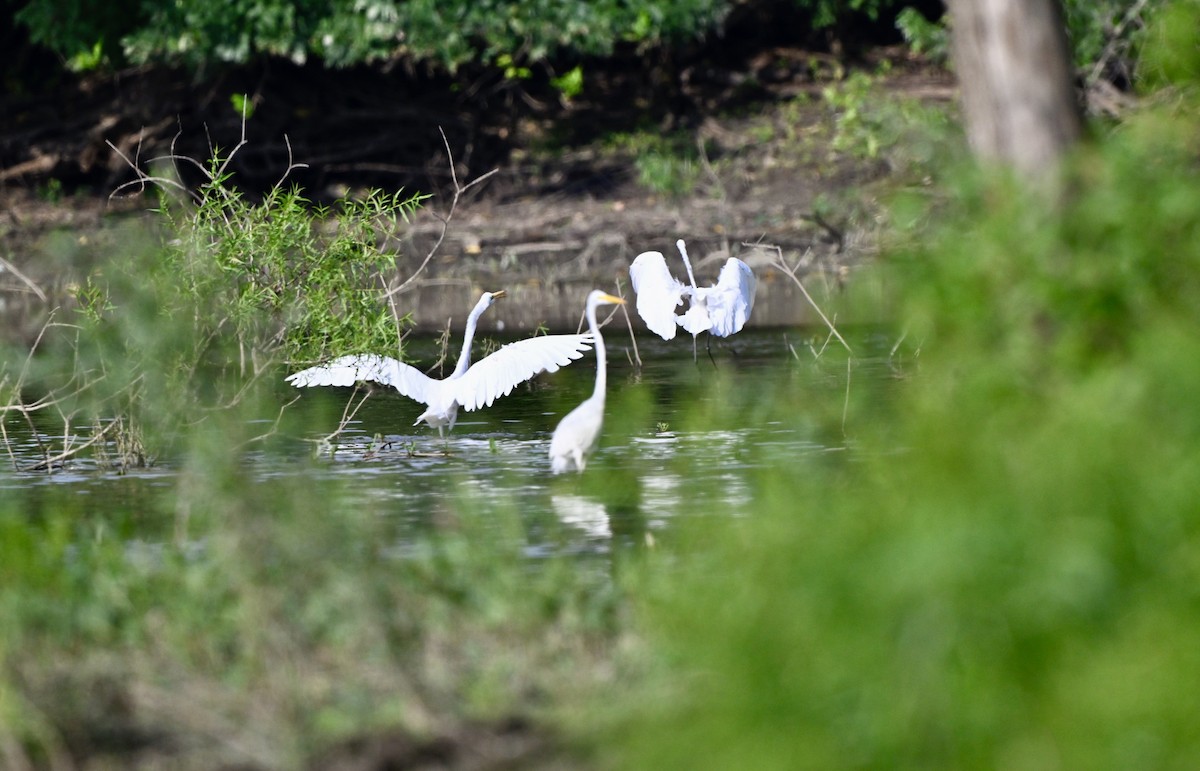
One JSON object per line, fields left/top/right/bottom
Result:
{"left": 629, "top": 238, "right": 756, "bottom": 359}
{"left": 549, "top": 290, "right": 626, "bottom": 474}
{"left": 286, "top": 290, "right": 594, "bottom": 437}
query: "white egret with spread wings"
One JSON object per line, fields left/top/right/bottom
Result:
{"left": 286, "top": 290, "right": 594, "bottom": 437}
{"left": 549, "top": 290, "right": 626, "bottom": 474}
{"left": 629, "top": 239, "right": 756, "bottom": 358}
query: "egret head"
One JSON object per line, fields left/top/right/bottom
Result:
{"left": 471, "top": 289, "right": 507, "bottom": 314}
{"left": 587, "top": 290, "right": 625, "bottom": 309}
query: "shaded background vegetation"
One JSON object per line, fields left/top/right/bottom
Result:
{"left": 0, "top": 0, "right": 1154, "bottom": 197}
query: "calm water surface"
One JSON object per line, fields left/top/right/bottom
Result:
{"left": 1, "top": 329, "right": 902, "bottom": 556}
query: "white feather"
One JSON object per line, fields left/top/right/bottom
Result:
{"left": 453, "top": 334, "right": 595, "bottom": 411}
{"left": 629, "top": 251, "right": 685, "bottom": 340}
{"left": 628, "top": 241, "right": 756, "bottom": 350}
{"left": 700, "top": 257, "right": 756, "bottom": 337}
{"left": 285, "top": 290, "right": 595, "bottom": 437}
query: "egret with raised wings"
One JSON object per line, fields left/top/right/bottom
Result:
{"left": 549, "top": 290, "right": 625, "bottom": 474}
{"left": 286, "top": 290, "right": 594, "bottom": 437}
{"left": 629, "top": 239, "right": 756, "bottom": 358}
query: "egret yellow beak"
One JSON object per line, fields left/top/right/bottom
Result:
{"left": 598, "top": 292, "right": 626, "bottom": 305}
{"left": 490, "top": 289, "right": 508, "bottom": 300}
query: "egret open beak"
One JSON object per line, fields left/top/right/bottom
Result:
{"left": 598, "top": 292, "right": 625, "bottom": 305}
{"left": 490, "top": 289, "right": 508, "bottom": 300}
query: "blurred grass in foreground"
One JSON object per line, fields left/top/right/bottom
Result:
{"left": 602, "top": 11, "right": 1200, "bottom": 770}
{"left": 0, "top": 423, "right": 624, "bottom": 767}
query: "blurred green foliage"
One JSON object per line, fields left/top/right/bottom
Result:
{"left": 818, "top": 63, "right": 958, "bottom": 174}
{"left": 606, "top": 7, "right": 1200, "bottom": 770}
{"left": 805, "top": 0, "right": 906, "bottom": 29}
{"left": 13, "top": 0, "right": 730, "bottom": 71}
{"left": 1137, "top": 0, "right": 1200, "bottom": 88}
{"left": 16, "top": 0, "right": 1155, "bottom": 78}
{"left": 1063, "top": 0, "right": 1153, "bottom": 71}
{"left": 894, "top": 6, "right": 947, "bottom": 61}
{"left": 11, "top": 0, "right": 140, "bottom": 71}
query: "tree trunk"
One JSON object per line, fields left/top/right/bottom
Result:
{"left": 947, "top": 0, "right": 1082, "bottom": 180}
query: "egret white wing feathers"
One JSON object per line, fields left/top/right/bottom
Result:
{"left": 703, "top": 258, "right": 757, "bottom": 337}
{"left": 629, "top": 251, "right": 685, "bottom": 341}
{"left": 629, "top": 240, "right": 756, "bottom": 350}
{"left": 285, "top": 354, "right": 437, "bottom": 404}
{"left": 453, "top": 334, "right": 595, "bottom": 412}
{"left": 285, "top": 290, "right": 596, "bottom": 438}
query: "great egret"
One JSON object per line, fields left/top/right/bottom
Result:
{"left": 286, "top": 290, "right": 594, "bottom": 437}
{"left": 629, "top": 239, "right": 756, "bottom": 357}
{"left": 549, "top": 290, "right": 625, "bottom": 474}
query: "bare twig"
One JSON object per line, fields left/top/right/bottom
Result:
{"left": 272, "top": 134, "right": 310, "bottom": 191}
{"left": 2, "top": 313, "right": 154, "bottom": 472}
{"left": 384, "top": 127, "right": 499, "bottom": 300}
{"left": 428, "top": 316, "right": 454, "bottom": 377}
{"left": 109, "top": 107, "right": 309, "bottom": 226}
{"left": 572, "top": 299, "right": 622, "bottom": 334}
{"left": 749, "top": 241, "right": 853, "bottom": 356}
{"left": 317, "top": 387, "right": 375, "bottom": 448}
{"left": 614, "top": 277, "right": 642, "bottom": 369}
{"left": 16, "top": 308, "right": 55, "bottom": 387}
{"left": 808, "top": 324, "right": 837, "bottom": 359}
{"left": 213, "top": 100, "right": 251, "bottom": 181}
{"left": 0, "top": 255, "right": 48, "bottom": 301}
{"left": 107, "top": 130, "right": 202, "bottom": 204}
{"left": 238, "top": 394, "right": 302, "bottom": 448}
{"left": 783, "top": 333, "right": 801, "bottom": 361}
{"left": 0, "top": 401, "right": 20, "bottom": 471}
{"left": 207, "top": 359, "right": 276, "bottom": 412}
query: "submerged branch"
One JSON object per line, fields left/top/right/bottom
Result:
{"left": 21, "top": 418, "right": 119, "bottom": 472}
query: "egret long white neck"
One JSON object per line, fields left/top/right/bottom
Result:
{"left": 587, "top": 300, "right": 607, "bottom": 401}
{"left": 677, "top": 239, "right": 699, "bottom": 290}
{"left": 453, "top": 299, "right": 489, "bottom": 378}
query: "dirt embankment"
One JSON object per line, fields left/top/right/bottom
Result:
{"left": 0, "top": 42, "right": 955, "bottom": 334}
